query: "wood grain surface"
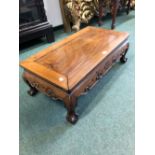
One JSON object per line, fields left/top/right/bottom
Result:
{"left": 20, "top": 26, "right": 129, "bottom": 91}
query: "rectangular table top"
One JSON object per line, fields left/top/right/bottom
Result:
{"left": 20, "top": 26, "right": 129, "bottom": 91}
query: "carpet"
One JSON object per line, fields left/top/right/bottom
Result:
{"left": 19, "top": 11, "right": 135, "bottom": 155}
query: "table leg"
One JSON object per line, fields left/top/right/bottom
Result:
{"left": 111, "top": 0, "right": 119, "bottom": 29}
{"left": 120, "top": 43, "right": 129, "bottom": 63}
{"left": 98, "top": 0, "right": 104, "bottom": 26}
{"left": 126, "top": 0, "right": 131, "bottom": 15}
{"left": 64, "top": 95, "right": 78, "bottom": 124}
{"left": 23, "top": 74, "right": 38, "bottom": 96}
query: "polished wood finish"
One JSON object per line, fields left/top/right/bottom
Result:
{"left": 20, "top": 26, "right": 129, "bottom": 124}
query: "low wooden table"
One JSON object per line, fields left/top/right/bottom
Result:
{"left": 20, "top": 26, "right": 129, "bottom": 124}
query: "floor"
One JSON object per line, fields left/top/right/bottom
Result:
{"left": 19, "top": 11, "right": 135, "bottom": 155}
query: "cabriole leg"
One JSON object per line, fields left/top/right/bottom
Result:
{"left": 23, "top": 73, "right": 38, "bottom": 96}
{"left": 64, "top": 95, "right": 78, "bottom": 124}
{"left": 111, "top": 0, "right": 119, "bottom": 29}
{"left": 120, "top": 44, "right": 129, "bottom": 63}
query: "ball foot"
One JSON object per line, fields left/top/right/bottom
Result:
{"left": 27, "top": 88, "right": 38, "bottom": 96}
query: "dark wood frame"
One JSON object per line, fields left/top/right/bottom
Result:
{"left": 19, "top": 0, "right": 55, "bottom": 44}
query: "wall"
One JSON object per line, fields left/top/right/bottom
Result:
{"left": 43, "top": 0, "right": 63, "bottom": 27}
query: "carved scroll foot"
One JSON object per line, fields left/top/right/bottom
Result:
{"left": 120, "top": 56, "right": 128, "bottom": 63}
{"left": 64, "top": 95, "right": 78, "bottom": 124}
{"left": 120, "top": 44, "right": 129, "bottom": 63}
{"left": 23, "top": 73, "right": 38, "bottom": 96}
{"left": 27, "top": 87, "right": 38, "bottom": 96}
{"left": 66, "top": 112, "right": 78, "bottom": 124}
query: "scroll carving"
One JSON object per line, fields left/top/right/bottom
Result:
{"left": 79, "top": 43, "right": 129, "bottom": 97}
{"left": 81, "top": 71, "right": 100, "bottom": 95}
{"left": 28, "top": 80, "right": 60, "bottom": 100}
